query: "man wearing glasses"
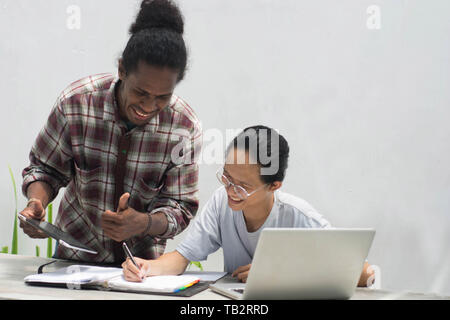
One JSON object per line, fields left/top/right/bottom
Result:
{"left": 122, "top": 126, "right": 374, "bottom": 286}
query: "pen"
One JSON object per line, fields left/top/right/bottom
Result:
{"left": 122, "top": 242, "right": 140, "bottom": 271}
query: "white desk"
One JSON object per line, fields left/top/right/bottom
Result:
{"left": 0, "top": 254, "right": 448, "bottom": 300}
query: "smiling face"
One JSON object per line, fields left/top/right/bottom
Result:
{"left": 224, "top": 148, "right": 281, "bottom": 212}
{"left": 116, "top": 60, "right": 179, "bottom": 126}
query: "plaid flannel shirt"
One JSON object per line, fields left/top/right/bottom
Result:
{"left": 22, "top": 73, "right": 202, "bottom": 263}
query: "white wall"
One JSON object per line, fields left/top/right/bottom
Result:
{"left": 0, "top": 0, "right": 449, "bottom": 295}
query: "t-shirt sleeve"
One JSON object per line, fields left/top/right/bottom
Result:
{"left": 175, "top": 189, "right": 222, "bottom": 262}
{"left": 305, "top": 210, "right": 332, "bottom": 229}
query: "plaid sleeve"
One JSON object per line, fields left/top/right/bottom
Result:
{"left": 149, "top": 121, "right": 202, "bottom": 239}
{"left": 22, "top": 98, "right": 74, "bottom": 201}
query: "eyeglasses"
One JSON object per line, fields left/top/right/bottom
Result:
{"left": 216, "top": 168, "right": 267, "bottom": 200}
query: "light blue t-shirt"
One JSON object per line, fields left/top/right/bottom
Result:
{"left": 176, "top": 187, "right": 331, "bottom": 273}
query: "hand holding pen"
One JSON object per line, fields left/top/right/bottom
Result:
{"left": 122, "top": 242, "right": 149, "bottom": 282}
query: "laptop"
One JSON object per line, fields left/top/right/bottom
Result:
{"left": 209, "top": 228, "right": 375, "bottom": 300}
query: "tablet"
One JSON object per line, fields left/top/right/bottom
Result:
{"left": 18, "top": 213, "right": 98, "bottom": 255}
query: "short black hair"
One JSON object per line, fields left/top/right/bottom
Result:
{"left": 226, "top": 125, "right": 290, "bottom": 184}
{"left": 121, "top": 0, "right": 187, "bottom": 82}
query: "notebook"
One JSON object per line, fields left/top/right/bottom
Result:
{"left": 24, "top": 265, "right": 201, "bottom": 294}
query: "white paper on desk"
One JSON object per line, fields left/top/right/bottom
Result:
{"left": 182, "top": 271, "right": 227, "bottom": 282}
{"left": 24, "top": 265, "right": 123, "bottom": 284}
{"left": 106, "top": 274, "right": 200, "bottom": 293}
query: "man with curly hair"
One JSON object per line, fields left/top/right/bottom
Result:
{"left": 19, "top": 0, "right": 202, "bottom": 264}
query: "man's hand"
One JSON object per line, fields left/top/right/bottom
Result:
{"left": 232, "top": 264, "right": 252, "bottom": 283}
{"left": 19, "top": 199, "right": 47, "bottom": 239}
{"left": 101, "top": 193, "right": 148, "bottom": 242}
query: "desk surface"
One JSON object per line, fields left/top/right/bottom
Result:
{"left": 0, "top": 254, "right": 448, "bottom": 300}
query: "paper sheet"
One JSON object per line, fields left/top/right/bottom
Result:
{"left": 107, "top": 274, "right": 200, "bottom": 293}
{"left": 24, "top": 265, "right": 123, "bottom": 284}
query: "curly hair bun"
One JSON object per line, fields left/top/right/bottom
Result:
{"left": 129, "top": 0, "right": 184, "bottom": 35}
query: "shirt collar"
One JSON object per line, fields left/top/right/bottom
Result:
{"left": 142, "top": 94, "right": 177, "bottom": 133}
{"left": 102, "top": 75, "right": 120, "bottom": 123}
{"left": 142, "top": 108, "right": 160, "bottom": 134}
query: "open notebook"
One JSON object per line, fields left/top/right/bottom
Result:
{"left": 24, "top": 265, "right": 201, "bottom": 294}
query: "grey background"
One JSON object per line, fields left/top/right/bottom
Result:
{"left": 0, "top": 0, "right": 449, "bottom": 295}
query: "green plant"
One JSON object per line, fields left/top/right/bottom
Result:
{"left": 1, "top": 166, "right": 54, "bottom": 258}
{"left": 189, "top": 261, "right": 204, "bottom": 271}
{"left": 47, "top": 203, "right": 53, "bottom": 258}
{"left": 8, "top": 165, "right": 18, "bottom": 254}
{"left": 2, "top": 166, "right": 19, "bottom": 255}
